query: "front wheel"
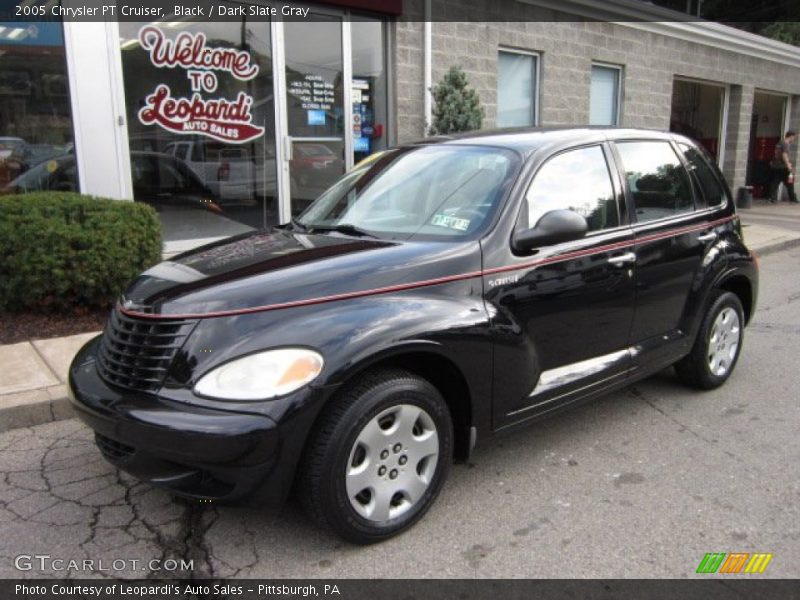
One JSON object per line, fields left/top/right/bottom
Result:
{"left": 298, "top": 369, "right": 452, "bottom": 544}
{"left": 675, "top": 290, "right": 745, "bottom": 389}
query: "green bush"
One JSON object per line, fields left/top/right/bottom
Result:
{"left": 0, "top": 192, "right": 162, "bottom": 311}
{"left": 429, "top": 65, "right": 484, "bottom": 135}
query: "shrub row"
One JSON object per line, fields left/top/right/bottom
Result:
{"left": 0, "top": 192, "right": 162, "bottom": 311}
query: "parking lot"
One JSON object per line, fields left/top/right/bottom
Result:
{"left": 1, "top": 247, "right": 799, "bottom": 579}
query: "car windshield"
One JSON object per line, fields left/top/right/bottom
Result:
{"left": 4, "top": 155, "right": 76, "bottom": 193}
{"left": 296, "top": 144, "right": 519, "bottom": 240}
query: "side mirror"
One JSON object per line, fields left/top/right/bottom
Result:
{"left": 512, "top": 209, "right": 588, "bottom": 253}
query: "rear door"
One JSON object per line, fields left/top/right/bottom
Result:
{"left": 487, "top": 143, "right": 637, "bottom": 427}
{"left": 611, "top": 139, "right": 715, "bottom": 372}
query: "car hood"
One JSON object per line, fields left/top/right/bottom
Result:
{"left": 120, "top": 229, "right": 481, "bottom": 317}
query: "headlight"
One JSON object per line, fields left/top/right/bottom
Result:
{"left": 194, "top": 348, "right": 323, "bottom": 400}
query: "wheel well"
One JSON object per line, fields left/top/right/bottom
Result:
{"left": 718, "top": 276, "right": 753, "bottom": 324}
{"left": 347, "top": 352, "right": 473, "bottom": 462}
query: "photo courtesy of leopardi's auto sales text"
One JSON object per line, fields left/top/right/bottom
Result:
{"left": 1, "top": 0, "right": 799, "bottom": 598}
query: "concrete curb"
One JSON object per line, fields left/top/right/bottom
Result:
{"left": 0, "top": 332, "right": 99, "bottom": 433}
{"left": 751, "top": 236, "right": 800, "bottom": 257}
{"left": 0, "top": 388, "right": 74, "bottom": 434}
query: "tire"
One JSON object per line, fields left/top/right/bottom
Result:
{"left": 675, "top": 290, "right": 745, "bottom": 390}
{"left": 298, "top": 368, "right": 453, "bottom": 544}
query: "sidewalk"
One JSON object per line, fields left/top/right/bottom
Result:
{"left": 0, "top": 332, "right": 99, "bottom": 432}
{"left": 2, "top": 205, "right": 800, "bottom": 433}
{"left": 738, "top": 198, "right": 800, "bottom": 256}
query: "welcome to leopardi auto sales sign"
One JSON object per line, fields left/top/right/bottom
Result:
{"left": 136, "top": 25, "right": 265, "bottom": 144}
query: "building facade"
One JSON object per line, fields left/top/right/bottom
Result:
{"left": 1, "top": 0, "right": 799, "bottom": 254}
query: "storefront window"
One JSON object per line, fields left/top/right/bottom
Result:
{"left": 119, "top": 20, "right": 278, "bottom": 244}
{"left": 351, "top": 17, "right": 388, "bottom": 165}
{"left": 284, "top": 16, "right": 345, "bottom": 215}
{"left": 0, "top": 22, "right": 77, "bottom": 194}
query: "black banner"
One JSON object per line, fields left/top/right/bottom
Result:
{"left": 3, "top": 579, "right": 800, "bottom": 600}
{"left": 0, "top": 0, "right": 798, "bottom": 23}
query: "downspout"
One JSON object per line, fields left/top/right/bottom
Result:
{"left": 423, "top": 0, "right": 432, "bottom": 136}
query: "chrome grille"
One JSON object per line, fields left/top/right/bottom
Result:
{"left": 96, "top": 309, "right": 196, "bottom": 392}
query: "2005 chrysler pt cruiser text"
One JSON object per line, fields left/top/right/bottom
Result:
{"left": 69, "top": 128, "right": 758, "bottom": 543}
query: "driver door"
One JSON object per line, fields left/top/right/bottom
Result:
{"left": 485, "top": 143, "right": 637, "bottom": 428}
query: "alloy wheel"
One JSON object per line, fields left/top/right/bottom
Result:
{"left": 345, "top": 404, "right": 439, "bottom": 522}
{"left": 707, "top": 307, "right": 741, "bottom": 377}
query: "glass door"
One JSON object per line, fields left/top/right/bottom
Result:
{"left": 282, "top": 15, "right": 347, "bottom": 217}
{"left": 119, "top": 18, "right": 279, "bottom": 249}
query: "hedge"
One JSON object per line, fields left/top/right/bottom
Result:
{"left": 0, "top": 192, "right": 162, "bottom": 311}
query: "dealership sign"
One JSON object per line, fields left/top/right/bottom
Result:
{"left": 136, "top": 26, "right": 264, "bottom": 144}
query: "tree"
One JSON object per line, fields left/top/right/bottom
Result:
{"left": 429, "top": 66, "right": 484, "bottom": 135}
{"left": 645, "top": 0, "right": 800, "bottom": 46}
{"left": 759, "top": 22, "right": 800, "bottom": 46}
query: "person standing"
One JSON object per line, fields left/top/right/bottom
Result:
{"left": 770, "top": 130, "right": 799, "bottom": 203}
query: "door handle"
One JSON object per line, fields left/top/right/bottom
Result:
{"left": 697, "top": 231, "right": 717, "bottom": 243}
{"left": 607, "top": 252, "right": 636, "bottom": 266}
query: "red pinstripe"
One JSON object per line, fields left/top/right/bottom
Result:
{"left": 120, "top": 215, "right": 737, "bottom": 320}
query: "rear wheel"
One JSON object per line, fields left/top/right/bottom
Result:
{"left": 298, "top": 369, "right": 452, "bottom": 544}
{"left": 675, "top": 290, "right": 744, "bottom": 389}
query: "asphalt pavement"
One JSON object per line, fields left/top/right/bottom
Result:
{"left": 1, "top": 248, "right": 799, "bottom": 579}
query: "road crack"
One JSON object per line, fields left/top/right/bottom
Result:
{"left": 630, "top": 386, "right": 738, "bottom": 459}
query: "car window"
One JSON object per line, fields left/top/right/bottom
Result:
{"left": 169, "top": 143, "right": 188, "bottom": 161}
{"left": 677, "top": 143, "right": 726, "bottom": 207}
{"left": 203, "top": 142, "right": 230, "bottom": 162}
{"left": 615, "top": 141, "right": 694, "bottom": 222}
{"left": 524, "top": 145, "right": 619, "bottom": 232}
{"left": 131, "top": 156, "right": 159, "bottom": 189}
{"left": 190, "top": 143, "right": 204, "bottom": 162}
{"left": 131, "top": 155, "right": 203, "bottom": 193}
{"left": 159, "top": 163, "right": 186, "bottom": 188}
{"left": 297, "top": 145, "right": 519, "bottom": 241}
{"left": 5, "top": 156, "right": 75, "bottom": 192}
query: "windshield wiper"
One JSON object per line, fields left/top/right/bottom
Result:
{"left": 307, "top": 223, "right": 378, "bottom": 239}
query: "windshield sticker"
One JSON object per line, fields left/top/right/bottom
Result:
{"left": 431, "top": 214, "right": 470, "bottom": 232}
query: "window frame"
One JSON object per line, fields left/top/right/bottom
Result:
{"left": 610, "top": 138, "right": 698, "bottom": 226}
{"left": 675, "top": 141, "right": 729, "bottom": 210}
{"left": 590, "top": 62, "right": 624, "bottom": 127}
{"left": 515, "top": 142, "right": 624, "bottom": 237}
{"left": 496, "top": 47, "right": 541, "bottom": 128}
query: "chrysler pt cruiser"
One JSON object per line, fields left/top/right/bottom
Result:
{"left": 69, "top": 128, "right": 758, "bottom": 543}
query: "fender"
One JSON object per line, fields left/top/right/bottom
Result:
{"left": 306, "top": 293, "right": 494, "bottom": 444}
{"left": 167, "top": 286, "right": 492, "bottom": 429}
{"left": 677, "top": 233, "right": 731, "bottom": 342}
{"left": 679, "top": 225, "right": 757, "bottom": 345}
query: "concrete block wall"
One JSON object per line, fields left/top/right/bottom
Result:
{"left": 722, "top": 85, "right": 755, "bottom": 193}
{"left": 790, "top": 96, "right": 800, "bottom": 139}
{"left": 393, "top": 1, "right": 800, "bottom": 190}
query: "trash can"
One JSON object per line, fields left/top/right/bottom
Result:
{"left": 737, "top": 186, "right": 753, "bottom": 209}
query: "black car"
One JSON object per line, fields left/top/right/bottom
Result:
{"left": 3, "top": 152, "right": 221, "bottom": 214}
{"left": 69, "top": 128, "right": 758, "bottom": 543}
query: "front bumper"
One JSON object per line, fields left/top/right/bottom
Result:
{"left": 68, "top": 336, "right": 321, "bottom": 503}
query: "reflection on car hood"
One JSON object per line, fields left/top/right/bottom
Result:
{"left": 120, "top": 228, "right": 481, "bottom": 317}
